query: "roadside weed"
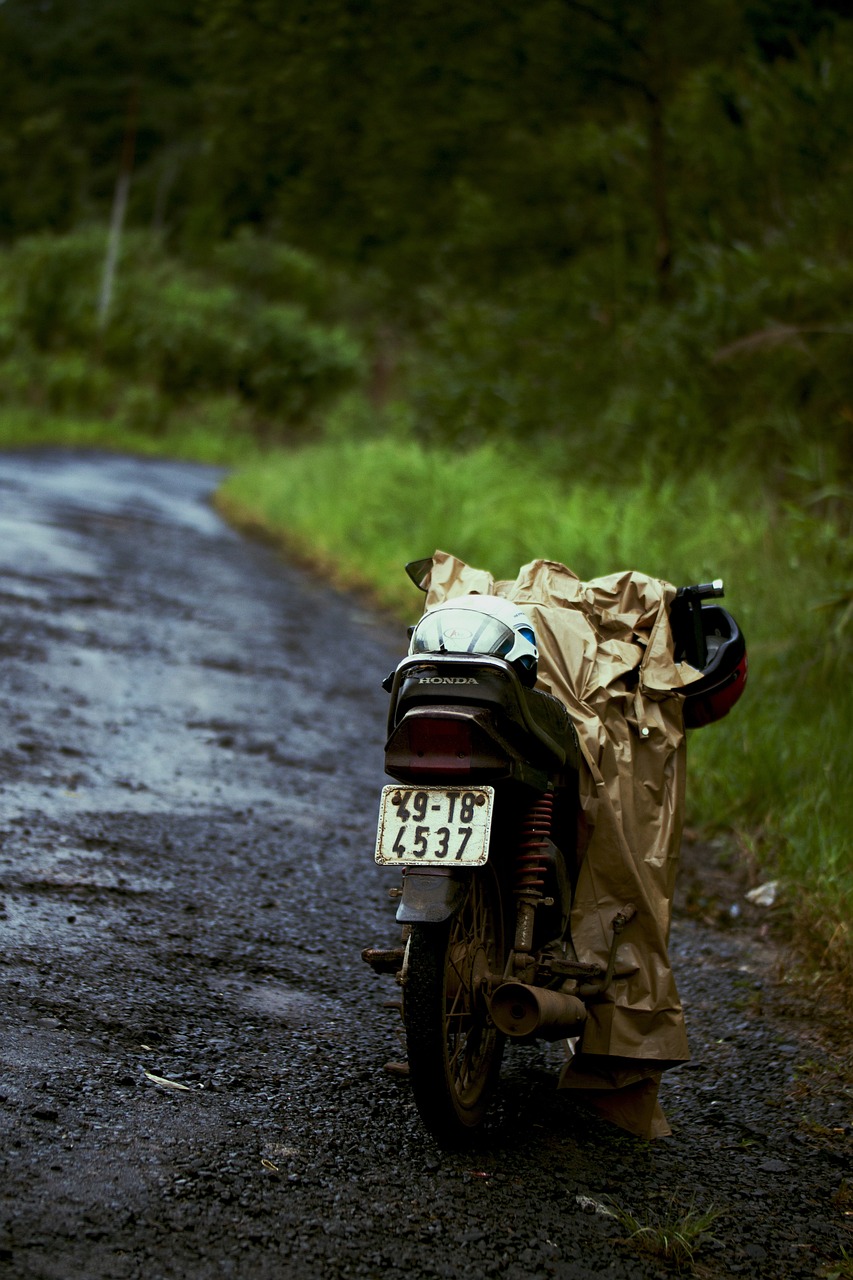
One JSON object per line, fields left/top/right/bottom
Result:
{"left": 610, "top": 1197, "right": 724, "bottom": 1268}
{"left": 833, "top": 1181, "right": 853, "bottom": 1210}
{"left": 819, "top": 1246, "right": 853, "bottom": 1279}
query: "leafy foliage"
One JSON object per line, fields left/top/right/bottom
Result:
{"left": 397, "top": 19, "right": 853, "bottom": 481}
{"left": 0, "top": 0, "right": 201, "bottom": 237}
{"left": 0, "top": 230, "right": 364, "bottom": 429}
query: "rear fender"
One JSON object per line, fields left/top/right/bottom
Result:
{"left": 395, "top": 868, "right": 470, "bottom": 924}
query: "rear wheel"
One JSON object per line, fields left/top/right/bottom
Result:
{"left": 404, "top": 869, "right": 505, "bottom": 1146}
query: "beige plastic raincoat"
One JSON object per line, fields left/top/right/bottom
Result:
{"left": 421, "top": 550, "right": 703, "bottom": 1138}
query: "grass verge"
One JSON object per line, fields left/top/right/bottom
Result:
{"left": 218, "top": 435, "right": 853, "bottom": 980}
{"left": 0, "top": 406, "right": 260, "bottom": 466}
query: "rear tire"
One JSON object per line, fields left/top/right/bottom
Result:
{"left": 404, "top": 869, "right": 505, "bottom": 1146}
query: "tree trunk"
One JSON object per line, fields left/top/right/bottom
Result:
{"left": 647, "top": 89, "right": 673, "bottom": 298}
{"left": 97, "top": 84, "right": 138, "bottom": 331}
{"left": 646, "top": 0, "right": 674, "bottom": 299}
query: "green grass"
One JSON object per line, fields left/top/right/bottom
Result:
{"left": 218, "top": 435, "right": 853, "bottom": 975}
{"left": 819, "top": 1247, "right": 853, "bottom": 1280}
{"left": 217, "top": 436, "right": 767, "bottom": 602}
{"left": 609, "top": 1197, "right": 724, "bottom": 1269}
{"left": 0, "top": 405, "right": 260, "bottom": 466}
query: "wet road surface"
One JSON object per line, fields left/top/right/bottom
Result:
{"left": 0, "top": 450, "right": 849, "bottom": 1279}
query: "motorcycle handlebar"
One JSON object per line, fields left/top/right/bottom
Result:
{"left": 671, "top": 579, "right": 725, "bottom": 669}
{"left": 675, "top": 578, "right": 724, "bottom": 601}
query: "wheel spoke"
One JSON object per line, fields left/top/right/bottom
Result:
{"left": 445, "top": 879, "right": 493, "bottom": 1092}
{"left": 404, "top": 867, "right": 504, "bottom": 1143}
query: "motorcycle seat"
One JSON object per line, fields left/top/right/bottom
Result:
{"left": 391, "top": 655, "right": 580, "bottom": 769}
{"left": 524, "top": 688, "right": 579, "bottom": 765}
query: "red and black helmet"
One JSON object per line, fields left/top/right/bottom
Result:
{"left": 680, "top": 604, "right": 748, "bottom": 729}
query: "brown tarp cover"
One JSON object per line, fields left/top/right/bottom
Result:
{"left": 421, "top": 550, "right": 703, "bottom": 1138}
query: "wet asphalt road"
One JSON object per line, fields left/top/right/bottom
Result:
{"left": 0, "top": 450, "right": 850, "bottom": 1280}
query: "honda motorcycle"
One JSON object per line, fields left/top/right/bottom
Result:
{"left": 362, "top": 562, "right": 747, "bottom": 1145}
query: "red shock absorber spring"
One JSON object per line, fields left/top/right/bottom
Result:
{"left": 515, "top": 792, "right": 554, "bottom": 898}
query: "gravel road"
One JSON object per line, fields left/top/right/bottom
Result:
{"left": 0, "top": 450, "right": 849, "bottom": 1280}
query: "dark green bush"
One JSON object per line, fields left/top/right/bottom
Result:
{"left": 213, "top": 229, "right": 340, "bottom": 315}
{"left": 405, "top": 208, "right": 852, "bottom": 483}
{"left": 243, "top": 303, "right": 364, "bottom": 417}
{"left": 0, "top": 228, "right": 365, "bottom": 429}
{"left": 105, "top": 270, "right": 247, "bottom": 395}
{"left": 3, "top": 229, "right": 104, "bottom": 350}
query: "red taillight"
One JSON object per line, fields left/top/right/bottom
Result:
{"left": 403, "top": 717, "right": 473, "bottom": 774}
{"left": 384, "top": 712, "right": 510, "bottom": 781}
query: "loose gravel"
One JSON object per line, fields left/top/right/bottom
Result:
{"left": 0, "top": 450, "right": 849, "bottom": 1280}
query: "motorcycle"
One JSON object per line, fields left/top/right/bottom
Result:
{"left": 363, "top": 560, "right": 747, "bottom": 1146}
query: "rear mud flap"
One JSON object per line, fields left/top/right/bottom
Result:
{"left": 395, "top": 870, "right": 469, "bottom": 924}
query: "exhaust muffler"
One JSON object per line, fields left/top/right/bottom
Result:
{"left": 490, "top": 982, "right": 587, "bottom": 1041}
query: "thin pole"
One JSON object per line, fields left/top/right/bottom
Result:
{"left": 97, "top": 81, "right": 139, "bottom": 331}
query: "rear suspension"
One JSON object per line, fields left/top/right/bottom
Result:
{"left": 512, "top": 792, "right": 554, "bottom": 954}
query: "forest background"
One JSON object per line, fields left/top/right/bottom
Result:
{"left": 0, "top": 0, "right": 850, "bottom": 977}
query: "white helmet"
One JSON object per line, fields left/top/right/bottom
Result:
{"left": 409, "top": 594, "right": 538, "bottom": 687}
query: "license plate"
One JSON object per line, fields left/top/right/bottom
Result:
{"left": 374, "top": 785, "right": 494, "bottom": 866}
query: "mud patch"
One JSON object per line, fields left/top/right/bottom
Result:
{"left": 212, "top": 977, "right": 345, "bottom": 1027}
